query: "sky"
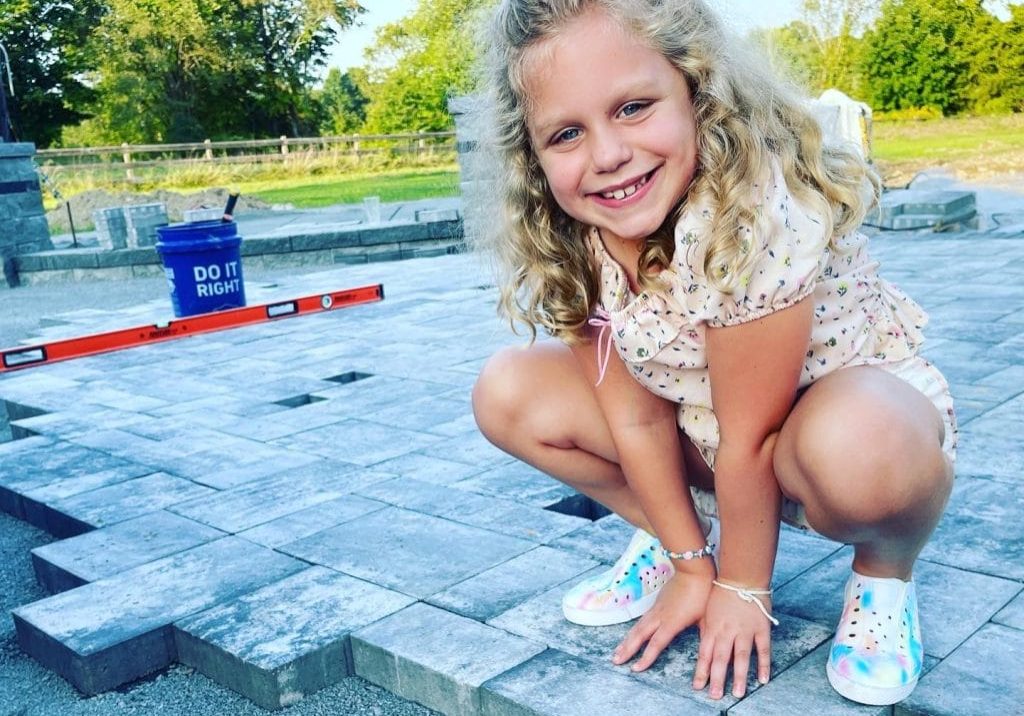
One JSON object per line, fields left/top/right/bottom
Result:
{"left": 325, "top": 0, "right": 802, "bottom": 76}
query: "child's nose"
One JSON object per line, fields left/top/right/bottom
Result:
{"left": 591, "top": 126, "right": 632, "bottom": 173}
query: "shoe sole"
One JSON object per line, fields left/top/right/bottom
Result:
{"left": 562, "top": 589, "right": 659, "bottom": 626}
{"left": 826, "top": 659, "right": 917, "bottom": 706}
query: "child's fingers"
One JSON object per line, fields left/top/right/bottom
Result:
{"left": 707, "top": 640, "right": 732, "bottom": 699}
{"left": 611, "top": 616, "right": 656, "bottom": 665}
{"left": 755, "top": 629, "right": 772, "bottom": 684}
{"left": 730, "top": 638, "right": 753, "bottom": 698}
{"left": 631, "top": 627, "right": 673, "bottom": 672}
{"left": 692, "top": 631, "right": 713, "bottom": 690}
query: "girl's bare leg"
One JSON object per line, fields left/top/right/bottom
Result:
{"left": 472, "top": 341, "right": 713, "bottom": 532}
{"left": 773, "top": 365, "right": 953, "bottom": 578}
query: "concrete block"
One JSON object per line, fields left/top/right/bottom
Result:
{"left": 175, "top": 566, "right": 415, "bottom": 711}
{"left": 773, "top": 545, "right": 1020, "bottom": 658}
{"left": 993, "top": 589, "right": 1024, "bottom": 630}
{"left": 772, "top": 525, "right": 843, "bottom": 589}
{"left": 548, "top": 513, "right": 637, "bottom": 564}
{"left": 30, "top": 510, "right": 224, "bottom": 593}
{"left": 728, "top": 642, "right": 889, "bottom": 716}
{"left": 419, "top": 430, "right": 514, "bottom": 469}
{"left": 239, "top": 236, "right": 293, "bottom": 255}
{"left": 289, "top": 231, "right": 361, "bottom": 252}
{"left": 281, "top": 506, "right": 534, "bottom": 598}
{"left": 371, "top": 453, "right": 484, "bottom": 487}
{"left": 47, "top": 472, "right": 216, "bottom": 538}
{"left": 451, "top": 461, "right": 579, "bottom": 508}
{"left": 920, "top": 477, "right": 1024, "bottom": 580}
{"left": 271, "top": 419, "right": 444, "bottom": 467}
{"left": 356, "top": 477, "right": 587, "bottom": 543}
{"left": 479, "top": 648, "right": 717, "bottom": 716}
{"left": 12, "top": 537, "right": 305, "bottom": 695}
{"left": 352, "top": 602, "right": 545, "bottom": 716}
{"left": 899, "top": 624, "right": 1024, "bottom": 716}
{"left": 362, "top": 394, "right": 474, "bottom": 436}
{"left": 0, "top": 442, "right": 134, "bottom": 520}
{"left": 169, "top": 463, "right": 388, "bottom": 533}
{"left": 238, "top": 494, "right": 387, "bottom": 548}
{"left": 954, "top": 430, "right": 1024, "bottom": 485}
{"left": 428, "top": 546, "right": 600, "bottom": 622}
{"left": 488, "top": 573, "right": 831, "bottom": 708}
{"left": 359, "top": 222, "right": 428, "bottom": 247}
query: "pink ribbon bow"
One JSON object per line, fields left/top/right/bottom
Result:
{"left": 587, "top": 307, "right": 614, "bottom": 386}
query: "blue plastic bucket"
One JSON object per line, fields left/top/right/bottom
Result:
{"left": 155, "top": 219, "right": 246, "bottom": 317}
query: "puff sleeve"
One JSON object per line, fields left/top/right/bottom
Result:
{"left": 672, "top": 161, "right": 831, "bottom": 328}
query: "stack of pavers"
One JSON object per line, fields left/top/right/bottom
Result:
{"left": 123, "top": 203, "right": 169, "bottom": 248}
{"left": 91, "top": 207, "right": 128, "bottom": 250}
{"left": 865, "top": 189, "right": 977, "bottom": 230}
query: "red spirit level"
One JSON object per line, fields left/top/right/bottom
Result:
{"left": 0, "top": 284, "right": 384, "bottom": 373}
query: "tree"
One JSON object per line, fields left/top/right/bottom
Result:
{"left": 65, "top": 0, "right": 364, "bottom": 144}
{"left": 360, "top": 0, "right": 495, "bottom": 134}
{"left": 799, "top": 0, "right": 876, "bottom": 96}
{"left": 861, "top": 0, "right": 986, "bottom": 114}
{"left": 317, "top": 67, "right": 369, "bottom": 134}
{"left": 965, "top": 4, "right": 1024, "bottom": 112}
{"left": 0, "top": 0, "right": 105, "bottom": 147}
{"left": 748, "top": 22, "right": 820, "bottom": 91}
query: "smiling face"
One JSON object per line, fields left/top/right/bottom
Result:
{"left": 523, "top": 7, "right": 699, "bottom": 248}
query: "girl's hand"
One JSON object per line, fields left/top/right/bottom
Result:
{"left": 692, "top": 584, "right": 773, "bottom": 699}
{"left": 611, "top": 565, "right": 715, "bottom": 672}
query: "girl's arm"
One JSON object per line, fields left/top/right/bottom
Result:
{"left": 694, "top": 295, "right": 813, "bottom": 698}
{"left": 569, "top": 330, "right": 709, "bottom": 565}
{"left": 570, "top": 330, "right": 716, "bottom": 670}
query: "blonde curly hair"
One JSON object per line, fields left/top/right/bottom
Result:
{"left": 474, "top": 0, "right": 879, "bottom": 343}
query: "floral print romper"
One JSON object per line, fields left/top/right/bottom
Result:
{"left": 588, "top": 161, "right": 958, "bottom": 529}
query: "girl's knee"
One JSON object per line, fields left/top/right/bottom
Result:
{"left": 779, "top": 400, "right": 951, "bottom": 527}
{"left": 472, "top": 347, "right": 527, "bottom": 439}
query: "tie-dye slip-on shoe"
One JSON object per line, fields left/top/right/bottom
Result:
{"left": 561, "top": 519, "right": 719, "bottom": 626}
{"left": 826, "top": 570, "right": 923, "bottom": 705}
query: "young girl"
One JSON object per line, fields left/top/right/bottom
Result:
{"left": 470, "top": 0, "right": 956, "bottom": 707}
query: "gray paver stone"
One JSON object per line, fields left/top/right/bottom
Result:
{"left": 451, "top": 461, "right": 578, "bottom": 508}
{"left": 727, "top": 642, "right": 889, "bottom": 716}
{"left": 169, "top": 464, "right": 391, "bottom": 533}
{"left": 428, "top": 546, "right": 601, "bottom": 621}
{"left": 898, "top": 624, "right": 1024, "bottom": 716}
{"left": 281, "top": 506, "right": 535, "bottom": 598}
{"left": 993, "top": 588, "right": 1024, "bottom": 629}
{"left": 479, "top": 648, "right": 718, "bottom": 716}
{"left": 548, "top": 513, "right": 636, "bottom": 564}
{"left": 31, "top": 510, "right": 224, "bottom": 593}
{"left": 488, "top": 571, "right": 831, "bottom": 709}
{"left": 356, "top": 477, "right": 588, "bottom": 543}
{"left": 45, "top": 472, "right": 216, "bottom": 537}
{"left": 371, "top": 452, "right": 485, "bottom": 487}
{"left": 920, "top": 476, "right": 1024, "bottom": 580}
{"left": 19, "top": 463, "right": 156, "bottom": 531}
{"left": 351, "top": 602, "right": 545, "bottom": 716}
{"left": 175, "top": 566, "right": 415, "bottom": 710}
{"left": 237, "top": 494, "right": 388, "bottom": 548}
{"left": 12, "top": 536, "right": 305, "bottom": 694}
{"left": 271, "top": 419, "right": 444, "bottom": 466}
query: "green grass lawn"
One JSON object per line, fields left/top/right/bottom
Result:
{"left": 873, "top": 114, "right": 1024, "bottom": 163}
{"left": 237, "top": 166, "right": 461, "bottom": 208}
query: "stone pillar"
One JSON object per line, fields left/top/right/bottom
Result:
{"left": 448, "top": 96, "right": 494, "bottom": 246}
{"left": 0, "top": 143, "right": 53, "bottom": 287}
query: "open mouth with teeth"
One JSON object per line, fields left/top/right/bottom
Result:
{"left": 594, "top": 169, "right": 656, "bottom": 203}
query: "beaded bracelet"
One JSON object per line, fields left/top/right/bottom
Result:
{"left": 661, "top": 541, "right": 715, "bottom": 561}
{"left": 712, "top": 580, "right": 780, "bottom": 626}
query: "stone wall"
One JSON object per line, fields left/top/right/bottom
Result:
{"left": 0, "top": 143, "right": 52, "bottom": 286}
